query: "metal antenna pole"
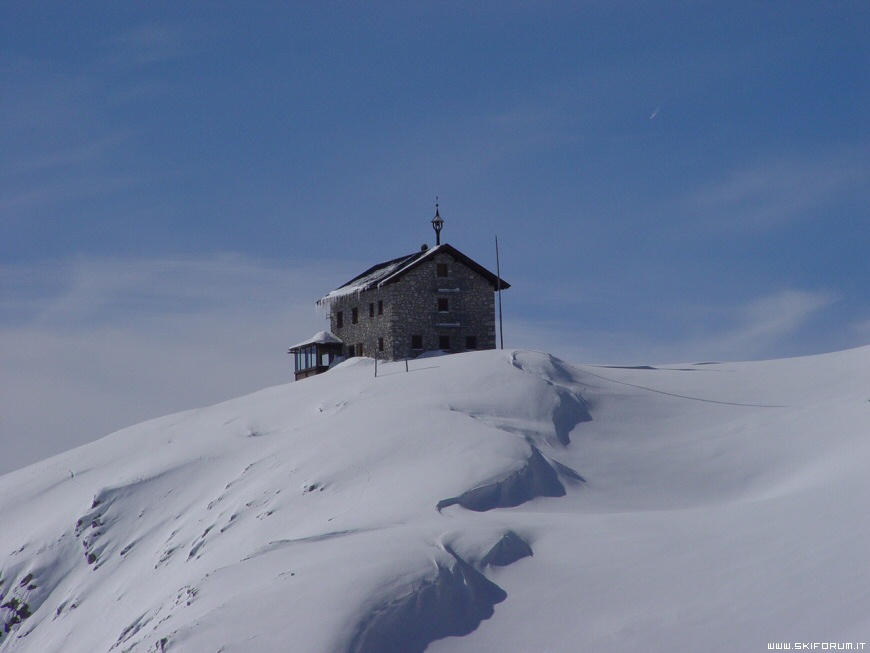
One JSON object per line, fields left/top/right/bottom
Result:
{"left": 495, "top": 235, "right": 504, "bottom": 350}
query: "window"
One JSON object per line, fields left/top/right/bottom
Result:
{"left": 347, "top": 344, "right": 355, "bottom": 358}
{"left": 439, "top": 335, "right": 450, "bottom": 351}
{"left": 437, "top": 298, "right": 449, "bottom": 312}
{"left": 369, "top": 303, "right": 375, "bottom": 318}
{"left": 336, "top": 311, "right": 344, "bottom": 329}
{"left": 411, "top": 335, "right": 423, "bottom": 350}
{"left": 377, "top": 300, "right": 383, "bottom": 315}
{"left": 357, "top": 343, "right": 364, "bottom": 356}
{"left": 351, "top": 307, "right": 358, "bottom": 324}
{"left": 465, "top": 335, "right": 478, "bottom": 350}
{"left": 378, "top": 337, "right": 384, "bottom": 352}
{"left": 437, "top": 263, "right": 448, "bottom": 277}
{"left": 295, "top": 345, "right": 319, "bottom": 372}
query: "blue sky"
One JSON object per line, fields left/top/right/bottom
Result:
{"left": 2, "top": 1, "right": 869, "bottom": 473}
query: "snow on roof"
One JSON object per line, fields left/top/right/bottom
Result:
{"left": 316, "top": 246, "right": 439, "bottom": 306}
{"left": 288, "top": 330, "right": 343, "bottom": 350}
{"left": 316, "top": 243, "right": 508, "bottom": 308}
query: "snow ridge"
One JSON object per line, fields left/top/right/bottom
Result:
{"left": 348, "top": 545, "right": 507, "bottom": 653}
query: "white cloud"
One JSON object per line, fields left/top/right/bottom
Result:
{"left": 850, "top": 318, "right": 870, "bottom": 340}
{"left": 0, "top": 254, "right": 360, "bottom": 475}
{"left": 724, "top": 290, "right": 837, "bottom": 353}
{"left": 679, "top": 148, "right": 868, "bottom": 234}
{"left": 0, "top": 64, "right": 136, "bottom": 226}
{"left": 504, "top": 289, "right": 841, "bottom": 366}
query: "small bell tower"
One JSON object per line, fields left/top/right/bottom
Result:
{"left": 431, "top": 198, "right": 444, "bottom": 246}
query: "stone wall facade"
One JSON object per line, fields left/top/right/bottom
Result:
{"left": 328, "top": 251, "right": 498, "bottom": 361}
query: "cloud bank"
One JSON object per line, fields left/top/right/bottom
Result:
{"left": 0, "top": 254, "right": 358, "bottom": 474}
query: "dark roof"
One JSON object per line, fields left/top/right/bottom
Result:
{"left": 318, "top": 243, "right": 509, "bottom": 305}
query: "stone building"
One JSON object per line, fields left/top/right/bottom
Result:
{"left": 289, "top": 207, "right": 509, "bottom": 378}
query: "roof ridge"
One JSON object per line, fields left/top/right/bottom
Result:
{"left": 317, "top": 243, "right": 507, "bottom": 307}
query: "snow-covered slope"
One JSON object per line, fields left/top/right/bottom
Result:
{"left": 2, "top": 348, "right": 868, "bottom": 652}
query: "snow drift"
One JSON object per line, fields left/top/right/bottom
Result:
{"left": 2, "top": 347, "right": 869, "bottom": 652}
